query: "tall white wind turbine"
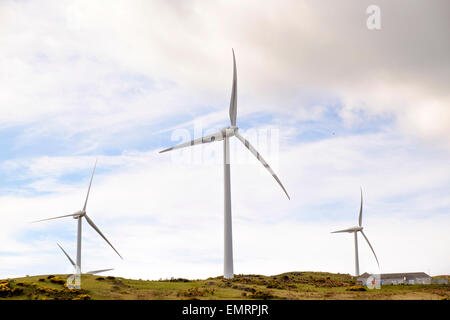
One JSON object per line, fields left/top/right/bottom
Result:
{"left": 331, "top": 188, "right": 379, "bottom": 276}
{"left": 159, "top": 49, "right": 290, "bottom": 279}
{"left": 33, "top": 160, "right": 122, "bottom": 273}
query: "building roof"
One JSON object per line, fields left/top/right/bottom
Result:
{"left": 358, "top": 272, "right": 431, "bottom": 280}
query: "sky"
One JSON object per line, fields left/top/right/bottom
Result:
{"left": 0, "top": 0, "right": 449, "bottom": 280}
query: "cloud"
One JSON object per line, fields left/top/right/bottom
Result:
{"left": 1, "top": 0, "right": 449, "bottom": 147}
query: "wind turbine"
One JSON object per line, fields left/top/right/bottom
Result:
{"left": 159, "top": 49, "right": 290, "bottom": 279}
{"left": 56, "top": 242, "right": 113, "bottom": 275}
{"left": 33, "top": 159, "right": 122, "bottom": 274}
{"left": 331, "top": 188, "right": 379, "bottom": 276}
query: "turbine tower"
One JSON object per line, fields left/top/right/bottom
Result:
{"left": 331, "top": 188, "right": 379, "bottom": 276}
{"left": 159, "top": 49, "right": 290, "bottom": 279}
{"left": 33, "top": 159, "right": 122, "bottom": 273}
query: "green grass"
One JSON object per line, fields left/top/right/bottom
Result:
{"left": 1, "top": 272, "right": 448, "bottom": 300}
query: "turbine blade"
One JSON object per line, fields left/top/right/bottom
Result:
{"left": 159, "top": 131, "right": 223, "bottom": 153}
{"left": 57, "top": 243, "right": 76, "bottom": 267}
{"left": 235, "top": 132, "right": 290, "bottom": 199}
{"left": 360, "top": 230, "right": 380, "bottom": 267}
{"left": 358, "top": 187, "right": 363, "bottom": 227}
{"left": 85, "top": 268, "right": 114, "bottom": 275}
{"left": 83, "top": 159, "right": 97, "bottom": 212}
{"left": 229, "top": 48, "right": 237, "bottom": 126}
{"left": 331, "top": 227, "right": 355, "bottom": 233}
{"left": 84, "top": 215, "right": 123, "bottom": 260}
{"left": 32, "top": 212, "right": 80, "bottom": 223}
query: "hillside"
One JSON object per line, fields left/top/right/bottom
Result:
{"left": 1, "top": 272, "right": 449, "bottom": 300}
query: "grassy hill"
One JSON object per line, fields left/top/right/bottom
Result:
{"left": 1, "top": 272, "right": 449, "bottom": 300}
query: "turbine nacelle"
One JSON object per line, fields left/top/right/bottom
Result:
{"left": 72, "top": 210, "right": 85, "bottom": 219}
{"left": 331, "top": 226, "right": 363, "bottom": 233}
{"left": 209, "top": 127, "right": 238, "bottom": 142}
{"left": 221, "top": 126, "right": 238, "bottom": 138}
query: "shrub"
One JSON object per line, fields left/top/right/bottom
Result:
{"left": 38, "top": 278, "right": 46, "bottom": 282}
{"left": 16, "top": 282, "right": 29, "bottom": 287}
{"left": 183, "top": 287, "right": 203, "bottom": 297}
{"left": 247, "top": 290, "right": 274, "bottom": 300}
{"left": 181, "top": 287, "right": 214, "bottom": 297}
{"left": 266, "top": 280, "right": 286, "bottom": 290}
{"left": 50, "top": 276, "right": 65, "bottom": 285}
{"left": 0, "top": 281, "right": 12, "bottom": 297}
{"left": 346, "top": 286, "right": 367, "bottom": 292}
{"left": 34, "top": 285, "right": 88, "bottom": 300}
{"left": 0, "top": 281, "right": 24, "bottom": 297}
{"left": 169, "top": 277, "right": 190, "bottom": 282}
{"left": 231, "top": 285, "right": 253, "bottom": 292}
{"left": 36, "top": 286, "right": 58, "bottom": 295}
{"left": 96, "top": 277, "right": 105, "bottom": 281}
{"left": 72, "top": 294, "right": 91, "bottom": 300}
{"left": 11, "top": 287, "right": 24, "bottom": 296}
{"left": 220, "top": 280, "right": 233, "bottom": 287}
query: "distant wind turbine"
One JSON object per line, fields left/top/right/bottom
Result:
{"left": 33, "top": 159, "right": 122, "bottom": 274}
{"left": 159, "top": 49, "right": 290, "bottom": 279}
{"left": 331, "top": 188, "right": 379, "bottom": 276}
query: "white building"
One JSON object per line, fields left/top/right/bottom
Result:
{"left": 358, "top": 272, "right": 433, "bottom": 285}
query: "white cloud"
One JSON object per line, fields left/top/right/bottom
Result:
{"left": 1, "top": 0, "right": 449, "bottom": 147}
